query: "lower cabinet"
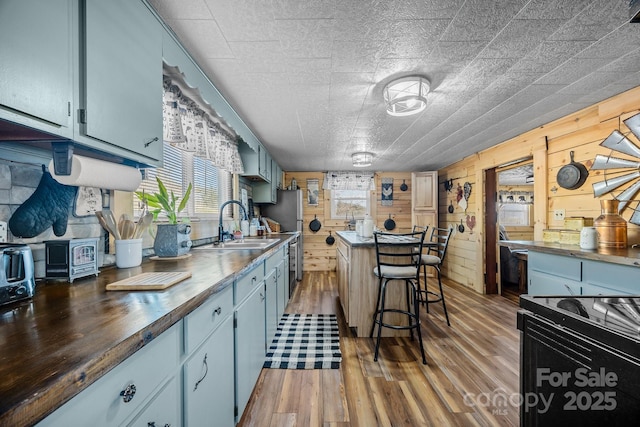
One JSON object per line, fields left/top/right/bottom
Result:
{"left": 275, "top": 259, "right": 286, "bottom": 320}
{"left": 36, "top": 323, "right": 181, "bottom": 427}
{"left": 336, "top": 239, "right": 349, "bottom": 317}
{"left": 234, "top": 282, "right": 266, "bottom": 422}
{"left": 183, "top": 315, "right": 235, "bottom": 427}
{"left": 528, "top": 250, "right": 640, "bottom": 295}
{"left": 126, "top": 376, "right": 180, "bottom": 427}
{"left": 265, "top": 268, "right": 278, "bottom": 345}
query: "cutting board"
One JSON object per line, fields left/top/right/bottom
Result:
{"left": 106, "top": 271, "right": 192, "bottom": 291}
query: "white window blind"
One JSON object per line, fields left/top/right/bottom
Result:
{"left": 134, "top": 142, "right": 232, "bottom": 221}
{"left": 330, "top": 189, "right": 370, "bottom": 220}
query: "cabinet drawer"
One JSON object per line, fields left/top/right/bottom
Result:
{"left": 235, "top": 264, "right": 265, "bottom": 304}
{"left": 528, "top": 271, "right": 582, "bottom": 296}
{"left": 337, "top": 238, "right": 350, "bottom": 260}
{"left": 38, "top": 323, "right": 180, "bottom": 427}
{"left": 184, "top": 284, "right": 233, "bottom": 354}
{"left": 528, "top": 251, "right": 581, "bottom": 281}
{"left": 265, "top": 246, "right": 284, "bottom": 272}
{"left": 125, "top": 376, "right": 180, "bottom": 427}
{"left": 581, "top": 282, "right": 633, "bottom": 296}
{"left": 583, "top": 260, "right": 640, "bottom": 295}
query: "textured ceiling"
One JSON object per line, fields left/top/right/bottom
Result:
{"left": 148, "top": 0, "right": 640, "bottom": 172}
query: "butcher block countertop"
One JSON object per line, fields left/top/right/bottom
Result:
{"left": 499, "top": 240, "right": 640, "bottom": 268}
{"left": 0, "top": 234, "right": 296, "bottom": 427}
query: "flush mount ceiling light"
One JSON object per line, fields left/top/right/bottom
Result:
{"left": 383, "top": 76, "right": 430, "bottom": 116}
{"left": 352, "top": 152, "right": 374, "bottom": 167}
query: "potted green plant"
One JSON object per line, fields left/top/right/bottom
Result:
{"left": 136, "top": 177, "right": 193, "bottom": 257}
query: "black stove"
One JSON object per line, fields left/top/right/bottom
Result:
{"left": 518, "top": 295, "right": 640, "bottom": 426}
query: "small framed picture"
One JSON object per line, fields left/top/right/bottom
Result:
{"left": 307, "top": 179, "right": 319, "bottom": 206}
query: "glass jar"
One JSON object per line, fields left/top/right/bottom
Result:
{"left": 594, "top": 199, "right": 627, "bottom": 248}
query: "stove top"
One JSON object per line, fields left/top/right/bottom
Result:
{"left": 521, "top": 295, "right": 640, "bottom": 341}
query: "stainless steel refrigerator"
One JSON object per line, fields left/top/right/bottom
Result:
{"left": 260, "top": 190, "right": 303, "bottom": 285}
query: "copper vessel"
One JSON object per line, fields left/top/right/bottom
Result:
{"left": 594, "top": 199, "right": 627, "bottom": 248}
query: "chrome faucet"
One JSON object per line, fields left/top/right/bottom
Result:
{"left": 218, "top": 200, "right": 248, "bottom": 242}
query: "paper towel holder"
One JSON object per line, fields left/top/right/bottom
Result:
{"left": 51, "top": 141, "right": 74, "bottom": 176}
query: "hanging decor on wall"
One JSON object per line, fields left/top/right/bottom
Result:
{"left": 590, "top": 112, "right": 640, "bottom": 225}
{"left": 307, "top": 179, "right": 319, "bottom": 206}
{"left": 381, "top": 178, "right": 393, "bottom": 206}
{"left": 74, "top": 187, "right": 103, "bottom": 217}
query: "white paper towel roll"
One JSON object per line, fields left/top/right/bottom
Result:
{"left": 49, "top": 155, "right": 142, "bottom": 191}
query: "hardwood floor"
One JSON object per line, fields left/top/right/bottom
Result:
{"left": 239, "top": 272, "right": 521, "bottom": 427}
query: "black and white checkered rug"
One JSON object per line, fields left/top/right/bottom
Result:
{"left": 264, "top": 313, "right": 342, "bottom": 369}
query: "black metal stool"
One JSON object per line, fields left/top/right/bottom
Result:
{"left": 369, "top": 230, "right": 427, "bottom": 364}
{"left": 418, "top": 226, "right": 453, "bottom": 326}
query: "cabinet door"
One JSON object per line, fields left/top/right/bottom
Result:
{"left": 336, "top": 241, "right": 349, "bottom": 317}
{"left": 234, "top": 285, "right": 266, "bottom": 420}
{"left": 183, "top": 315, "right": 235, "bottom": 427}
{"left": 82, "top": 0, "right": 162, "bottom": 162}
{"left": 412, "top": 172, "right": 437, "bottom": 210}
{"left": 276, "top": 260, "right": 287, "bottom": 319}
{"left": 265, "top": 269, "right": 278, "bottom": 345}
{"left": 126, "top": 376, "right": 180, "bottom": 427}
{"left": 528, "top": 271, "right": 581, "bottom": 296}
{"left": 413, "top": 211, "right": 437, "bottom": 229}
{"left": 0, "top": 0, "right": 72, "bottom": 134}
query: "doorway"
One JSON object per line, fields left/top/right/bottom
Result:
{"left": 492, "top": 161, "right": 534, "bottom": 301}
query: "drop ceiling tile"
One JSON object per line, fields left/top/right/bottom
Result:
{"left": 166, "top": 19, "right": 233, "bottom": 59}
{"left": 479, "top": 19, "right": 565, "bottom": 59}
{"left": 509, "top": 40, "right": 595, "bottom": 73}
{"left": 439, "top": 0, "right": 527, "bottom": 42}
{"left": 515, "top": 0, "right": 596, "bottom": 20}
{"left": 271, "top": 0, "right": 336, "bottom": 19}
{"left": 550, "top": 0, "right": 629, "bottom": 42}
{"left": 147, "top": 0, "right": 213, "bottom": 20}
{"left": 204, "top": 0, "right": 278, "bottom": 42}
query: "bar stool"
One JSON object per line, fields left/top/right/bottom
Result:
{"left": 369, "top": 230, "right": 427, "bottom": 364}
{"left": 417, "top": 226, "right": 453, "bottom": 326}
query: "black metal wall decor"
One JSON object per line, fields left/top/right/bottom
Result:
{"left": 381, "top": 178, "right": 393, "bottom": 206}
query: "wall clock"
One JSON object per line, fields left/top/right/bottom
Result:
{"left": 590, "top": 112, "right": 640, "bottom": 225}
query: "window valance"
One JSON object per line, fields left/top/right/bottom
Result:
{"left": 162, "top": 76, "right": 244, "bottom": 174}
{"left": 323, "top": 171, "right": 375, "bottom": 191}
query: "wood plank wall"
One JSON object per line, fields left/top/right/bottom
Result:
{"left": 438, "top": 85, "right": 640, "bottom": 294}
{"left": 281, "top": 172, "right": 413, "bottom": 272}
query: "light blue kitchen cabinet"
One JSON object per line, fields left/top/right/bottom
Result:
{"left": 126, "top": 376, "right": 180, "bottom": 427}
{"left": 234, "top": 282, "right": 266, "bottom": 422}
{"left": 183, "top": 315, "right": 235, "bottom": 427}
{"left": 527, "top": 250, "right": 640, "bottom": 295}
{"left": 252, "top": 158, "right": 280, "bottom": 203}
{"left": 36, "top": 323, "right": 181, "bottom": 427}
{"left": 275, "top": 259, "right": 287, "bottom": 319}
{"left": 265, "top": 268, "right": 278, "bottom": 345}
{"left": 0, "top": 0, "right": 73, "bottom": 137}
{"left": 239, "top": 142, "right": 270, "bottom": 182}
{"left": 79, "top": 0, "right": 163, "bottom": 163}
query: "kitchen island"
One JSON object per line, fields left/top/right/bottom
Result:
{"left": 499, "top": 240, "right": 640, "bottom": 295}
{"left": 0, "top": 233, "right": 297, "bottom": 427}
{"left": 336, "top": 231, "right": 413, "bottom": 338}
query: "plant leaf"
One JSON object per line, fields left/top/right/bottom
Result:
{"left": 177, "top": 183, "right": 192, "bottom": 213}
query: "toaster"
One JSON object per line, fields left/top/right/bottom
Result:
{"left": 0, "top": 243, "right": 36, "bottom": 306}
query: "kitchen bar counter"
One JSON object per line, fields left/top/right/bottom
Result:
{"left": 335, "top": 231, "right": 411, "bottom": 338}
{"left": 499, "top": 240, "right": 640, "bottom": 268}
{"left": 0, "top": 234, "right": 296, "bottom": 427}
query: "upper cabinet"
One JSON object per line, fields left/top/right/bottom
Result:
{"left": 411, "top": 171, "right": 438, "bottom": 229}
{"left": 239, "top": 142, "right": 271, "bottom": 182}
{"left": 79, "top": 0, "right": 163, "bottom": 163}
{"left": 0, "top": 0, "right": 73, "bottom": 137}
{"left": 0, "top": 0, "right": 163, "bottom": 167}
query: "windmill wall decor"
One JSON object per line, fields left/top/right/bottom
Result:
{"left": 590, "top": 112, "right": 640, "bottom": 225}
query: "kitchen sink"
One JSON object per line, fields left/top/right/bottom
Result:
{"left": 193, "top": 238, "right": 281, "bottom": 251}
